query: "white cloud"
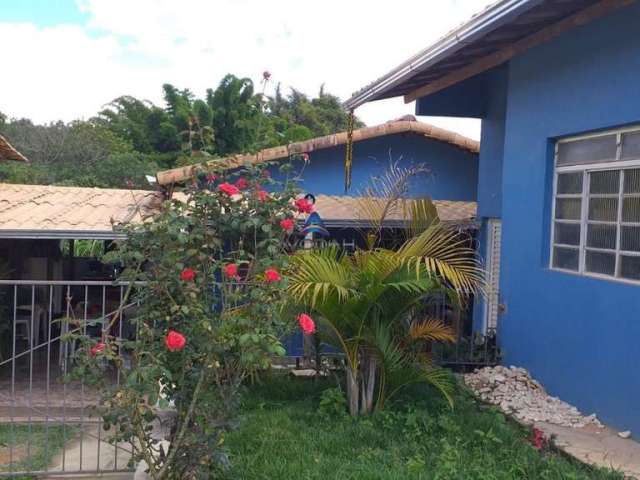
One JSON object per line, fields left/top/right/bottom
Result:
{"left": 0, "top": 0, "right": 494, "bottom": 140}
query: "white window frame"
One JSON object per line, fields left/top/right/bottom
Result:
{"left": 550, "top": 126, "right": 640, "bottom": 284}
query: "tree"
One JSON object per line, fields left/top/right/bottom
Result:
{"left": 207, "top": 74, "right": 261, "bottom": 155}
{"left": 287, "top": 164, "right": 484, "bottom": 415}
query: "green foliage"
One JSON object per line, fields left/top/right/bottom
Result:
{"left": 0, "top": 118, "right": 157, "bottom": 188}
{"left": 286, "top": 163, "right": 483, "bottom": 415}
{"left": 0, "top": 74, "right": 359, "bottom": 189}
{"left": 317, "top": 387, "right": 348, "bottom": 418}
{"left": 69, "top": 163, "right": 301, "bottom": 478}
{"left": 221, "top": 376, "right": 623, "bottom": 480}
{"left": 0, "top": 424, "right": 73, "bottom": 477}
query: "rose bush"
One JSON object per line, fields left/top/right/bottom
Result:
{"left": 71, "top": 162, "right": 302, "bottom": 478}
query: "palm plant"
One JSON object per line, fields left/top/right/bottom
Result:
{"left": 287, "top": 163, "right": 484, "bottom": 415}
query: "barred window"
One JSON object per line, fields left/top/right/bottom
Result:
{"left": 551, "top": 128, "right": 640, "bottom": 282}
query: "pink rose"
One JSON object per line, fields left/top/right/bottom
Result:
{"left": 235, "top": 177, "right": 249, "bottom": 190}
{"left": 264, "top": 268, "right": 281, "bottom": 283}
{"left": 180, "top": 268, "right": 196, "bottom": 282}
{"left": 90, "top": 342, "right": 106, "bottom": 356}
{"left": 257, "top": 189, "right": 269, "bottom": 201}
{"left": 297, "top": 314, "right": 316, "bottom": 335}
{"left": 218, "top": 183, "right": 240, "bottom": 196}
{"left": 279, "top": 218, "right": 295, "bottom": 233}
{"left": 294, "top": 198, "right": 314, "bottom": 214}
{"left": 223, "top": 263, "right": 239, "bottom": 279}
{"left": 165, "top": 330, "right": 186, "bottom": 352}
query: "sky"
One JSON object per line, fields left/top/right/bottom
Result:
{"left": 0, "top": 0, "right": 495, "bottom": 140}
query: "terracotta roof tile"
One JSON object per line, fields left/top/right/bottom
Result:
{"left": 0, "top": 184, "right": 477, "bottom": 236}
{"left": 156, "top": 120, "right": 479, "bottom": 186}
{"left": 0, "top": 183, "right": 162, "bottom": 234}
{"left": 311, "top": 195, "right": 476, "bottom": 226}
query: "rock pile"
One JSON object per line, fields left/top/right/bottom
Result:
{"left": 464, "top": 366, "right": 603, "bottom": 428}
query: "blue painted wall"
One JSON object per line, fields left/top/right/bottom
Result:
{"left": 268, "top": 132, "right": 478, "bottom": 201}
{"left": 498, "top": 4, "right": 640, "bottom": 434}
{"left": 417, "top": 3, "right": 640, "bottom": 433}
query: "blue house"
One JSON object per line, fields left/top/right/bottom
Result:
{"left": 347, "top": 0, "right": 640, "bottom": 434}
{"left": 156, "top": 119, "right": 480, "bottom": 356}
{"left": 157, "top": 118, "right": 479, "bottom": 202}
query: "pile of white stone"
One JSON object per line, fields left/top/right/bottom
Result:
{"left": 464, "top": 366, "right": 603, "bottom": 428}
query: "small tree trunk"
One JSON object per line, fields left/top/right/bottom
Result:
{"left": 364, "top": 356, "right": 377, "bottom": 414}
{"left": 346, "top": 367, "right": 359, "bottom": 416}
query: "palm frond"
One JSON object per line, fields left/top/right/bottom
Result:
{"left": 397, "top": 223, "right": 485, "bottom": 297}
{"left": 408, "top": 318, "right": 456, "bottom": 343}
{"left": 417, "top": 366, "right": 456, "bottom": 408}
{"left": 355, "top": 161, "right": 430, "bottom": 248}
{"left": 287, "top": 248, "right": 357, "bottom": 309}
{"left": 403, "top": 197, "right": 440, "bottom": 239}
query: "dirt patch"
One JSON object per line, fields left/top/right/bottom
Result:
{"left": 0, "top": 443, "right": 28, "bottom": 467}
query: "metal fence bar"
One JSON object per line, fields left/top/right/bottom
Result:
{"left": 9, "top": 284, "right": 17, "bottom": 472}
{"left": 96, "top": 285, "right": 105, "bottom": 471}
{"left": 45, "top": 284, "right": 53, "bottom": 474}
{"left": 114, "top": 284, "right": 124, "bottom": 471}
{"left": 62, "top": 284, "right": 70, "bottom": 472}
{"left": 0, "top": 280, "right": 142, "bottom": 477}
{"left": 27, "top": 284, "right": 35, "bottom": 470}
{"left": 79, "top": 285, "right": 88, "bottom": 471}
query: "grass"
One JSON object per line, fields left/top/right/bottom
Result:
{"left": 0, "top": 424, "right": 72, "bottom": 479}
{"left": 222, "top": 374, "right": 624, "bottom": 480}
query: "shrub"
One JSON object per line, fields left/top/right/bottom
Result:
{"left": 71, "top": 163, "right": 300, "bottom": 479}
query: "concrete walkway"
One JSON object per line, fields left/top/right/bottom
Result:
{"left": 536, "top": 422, "right": 640, "bottom": 479}
{"left": 45, "top": 423, "right": 133, "bottom": 479}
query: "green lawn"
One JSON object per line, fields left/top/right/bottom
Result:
{"left": 0, "top": 424, "right": 71, "bottom": 479}
{"left": 223, "top": 375, "right": 623, "bottom": 480}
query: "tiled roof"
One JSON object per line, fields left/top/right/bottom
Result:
{"left": 0, "top": 134, "right": 28, "bottom": 162}
{"left": 312, "top": 195, "right": 477, "bottom": 227}
{"left": 156, "top": 120, "right": 479, "bottom": 186}
{"left": 0, "top": 183, "right": 477, "bottom": 238}
{"left": 0, "top": 183, "right": 163, "bottom": 237}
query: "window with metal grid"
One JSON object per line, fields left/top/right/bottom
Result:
{"left": 551, "top": 128, "right": 640, "bottom": 282}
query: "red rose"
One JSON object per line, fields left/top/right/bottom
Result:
{"left": 218, "top": 183, "right": 240, "bottom": 196}
{"left": 297, "top": 314, "right": 316, "bottom": 335}
{"left": 90, "top": 342, "right": 106, "bottom": 356}
{"left": 263, "top": 70, "right": 271, "bottom": 81}
{"left": 165, "top": 330, "right": 186, "bottom": 352}
{"left": 279, "top": 218, "right": 295, "bottom": 233}
{"left": 531, "top": 428, "right": 546, "bottom": 450}
{"left": 223, "top": 263, "right": 239, "bottom": 279}
{"left": 235, "top": 177, "right": 249, "bottom": 190}
{"left": 264, "top": 268, "right": 281, "bottom": 283}
{"left": 180, "top": 268, "right": 196, "bottom": 282}
{"left": 257, "top": 189, "right": 269, "bottom": 201}
{"left": 294, "top": 198, "right": 314, "bottom": 214}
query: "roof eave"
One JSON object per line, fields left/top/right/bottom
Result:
{"left": 0, "top": 229, "right": 126, "bottom": 240}
{"left": 344, "top": 0, "right": 543, "bottom": 110}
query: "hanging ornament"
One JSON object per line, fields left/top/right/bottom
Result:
{"left": 344, "top": 110, "right": 354, "bottom": 192}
